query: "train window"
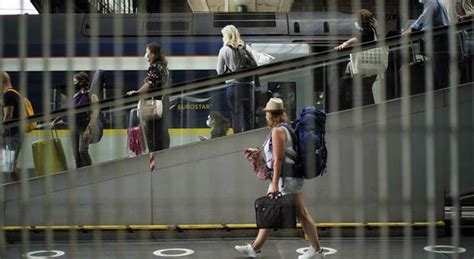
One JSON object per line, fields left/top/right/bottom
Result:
{"left": 323, "top": 21, "right": 330, "bottom": 33}
{"left": 294, "top": 22, "right": 300, "bottom": 33}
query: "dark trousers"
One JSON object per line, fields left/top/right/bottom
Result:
{"left": 226, "top": 82, "right": 253, "bottom": 134}
{"left": 144, "top": 117, "right": 170, "bottom": 152}
{"left": 328, "top": 75, "right": 376, "bottom": 112}
{"left": 420, "top": 36, "right": 450, "bottom": 89}
{"left": 71, "top": 129, "right": 92, "bottom": 168}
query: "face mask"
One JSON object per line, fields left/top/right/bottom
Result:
{"left": 354, "top": 22, "right": 363, "bottom": 31}
{"left": 206, "top": 119, "right": 214, "bottom": 128}
{"left": 144, "top": 52, "right": 149, "bottom": 60}
{"left": 418, "top": 0, "right": 426, "bottom": 4}
{"left": 74, "top": 82, "right": 81, "bottom": 91}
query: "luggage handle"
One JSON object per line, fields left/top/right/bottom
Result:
{"left": 267, "top": 192, "right": 284, "bottom": 199}
{"left": 410, "top": 40, "right": 426, "bottom": 63}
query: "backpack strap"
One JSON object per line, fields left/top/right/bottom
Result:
{"left": 277, "top": 122, "right": 298, "bottom": 162}
{"left": 273, "top": 122, "right": 303, "bottom": 184}
{"left": 5, "top": 88, "right": 22, "bottom": 98}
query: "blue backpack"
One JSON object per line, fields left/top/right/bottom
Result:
{"left": 281, "top": 107, "right": 328, "bottom": 179}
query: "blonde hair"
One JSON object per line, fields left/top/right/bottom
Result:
{"left": 1, "top": 71, "right": 11, "bottom": 88}
{"left": 266, "top": 111, "right": 288, "bottom": 128}
{"left": 221, "top": 25, "right": 245, "bottom": 49}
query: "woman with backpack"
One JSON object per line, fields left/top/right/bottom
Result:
{"left": 236, "top": 98, "right": 325, "bottom": 259}
{"left": 216, "top": 25, "right": 257, "bottom": 134}
{"left": 52, "top": 72, "right": 99, "bottom": 168}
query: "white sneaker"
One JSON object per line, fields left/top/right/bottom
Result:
{"left": 298, "top": 246, "right": 325, "bottom": 259}
{"left": 234, "top": 243, "right": 262, "bottom": 257}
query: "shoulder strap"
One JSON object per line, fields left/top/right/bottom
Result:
{"left": 276, "top": 123, "right": 298, "bottom": 161}
{"left": 5, "top": 88, "right": 21, "bottom": 97}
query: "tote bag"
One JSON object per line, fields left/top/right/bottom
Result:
{"left": 138, "top": 98, "right": 163, "bottom": 121}
{"left": 350, "top": 30, "right": 389, "bottom": 77}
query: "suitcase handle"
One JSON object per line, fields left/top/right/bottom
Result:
{"left": 50, "top": 129, "right": 60, "bottom": 140}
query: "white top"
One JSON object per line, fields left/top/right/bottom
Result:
{"left": 263, "top": 126, "right": 296, "bottom": 169}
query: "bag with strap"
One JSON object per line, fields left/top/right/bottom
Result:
{"left": 72, "top": 92, "right": 104, "bottom": 144}
{"left": 245, "top": 147, "right": 272, "bottom": 180}
{"left": 255, "top": 193, "right": 297, "bottom": 229}
{"left": 138, "top": 98, "right": 163, "bottom": 121}
{"left": 230, "top": 44, "right": 259, "bottom": 83}
{"left": 349, "top": 30, "right": 389, "bottom": 77}
{"left": 89, "top": 112, "right": 104, "bottom": 144}
{"left": 6, "top": 89, "right": 36, "bottom": 132}
{"left": 279, "top": 107, "right": 328, "bottom": 179}
{"left": 247, "top": 45, "right": 275, "bottom": 66}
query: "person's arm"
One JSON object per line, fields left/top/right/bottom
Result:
{"left": 267, "top": 127, "right": 287, "bottom": 196}
{"left": 3, "top": 106, "right": 13, "bottom": 122}
{"left": 216, "top": 47, "right": 227, "bottom": 75}
{"left": 459, "top": 12, "right": 474, "bottom": 21}
{"left": 127, "top": 82, "right": 151, "bottom": 96}
{"left": 87, "top": 93, "right": 100, "bottom": 127}
{"left": 409, "top": 1, "right": 436, "bottom": 32}
{"left": 334, "top": 37, "right": 358, "bottom": 51}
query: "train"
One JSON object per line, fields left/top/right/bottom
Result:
{"left": 1, "top": 12, "right": 355, "bottom": 128}
{"left": 1, "top": 12, "right": 361, "bottom": 168}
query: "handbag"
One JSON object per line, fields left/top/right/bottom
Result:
{"left": 138, "top": 98, "right": 163, "bottom": 121}
{"left": 255, "top": 193, "right": 297, "bottom": 229}
{"left": 88, "top": 112, "right": 104, "bottom": 144}
{"left": 245, "top": 147, "right": 272, "bottom": 180}
{"left": 350, "top": 30, "right": 389, "bottom": 77}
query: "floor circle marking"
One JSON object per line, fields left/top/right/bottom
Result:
{"left": 153, "top": 248, "right": 195, "bottom": 257}
{"left": 296, "top": 246, "right": 338, "bottom": 256}
{"left": 24, "top": 250, "right": 65, "bottom": 258}
{"left": 423, "top": 245, "right": 466, "bottom": 254}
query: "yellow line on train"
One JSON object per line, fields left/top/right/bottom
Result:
{"left": 26, "top": 128, "right": 233, "bottom": 136}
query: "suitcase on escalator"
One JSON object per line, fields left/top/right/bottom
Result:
{"left": 127, "top": 108, "right": 148, "bottom": 156}
{"left": 32, "top": 129, "right": 68, "bottom": 176}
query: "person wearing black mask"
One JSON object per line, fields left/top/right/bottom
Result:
{"left": 52, "top": 72, "right": 99, "bottom": 168}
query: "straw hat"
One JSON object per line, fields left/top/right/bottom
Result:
{"left": 263, "top": 98, "right": 284, "bottom": 112}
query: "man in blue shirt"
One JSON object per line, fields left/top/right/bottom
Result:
{"left": 403, "top": 0, "right": 450, "bottom": 89}
{"left": 405, "top": 0, "right": 449, "bottom": 33}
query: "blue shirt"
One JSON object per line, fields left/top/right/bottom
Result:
{"left": 410, "top": 0, "right": 449, "bottom": 31}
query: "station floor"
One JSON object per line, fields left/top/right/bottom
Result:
{"left": 5, "top": 236, "right": 474, "bottom": 258}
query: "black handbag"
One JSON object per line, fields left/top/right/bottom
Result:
{"left": 255, "top": 193, "right": 297, "bottom": 229}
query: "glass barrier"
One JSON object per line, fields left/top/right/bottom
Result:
{"left": 1, "top": 4, "right": 474, "bottom": 259}
{"left": 1, "top": 23, "right": 473, "bottom": 183}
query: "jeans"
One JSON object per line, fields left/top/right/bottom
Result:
{"left": 71, "top": 129, "right": 92, "bottom": 168}
{"left": 226, "top": 82, "right": 253, "bottom": 134}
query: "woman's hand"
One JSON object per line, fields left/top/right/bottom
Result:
{"left": 126, "top": 90, "right": 138, "bottom": 96}
{"left": 334, "top": 43, "right": 346, "bottom": 51}
{"left": 50, "top": 118, "right": 62, "bottom": 129}
{"left": 401, "top": 28, "right": 412, "bottom": 36}
{"left": 267, "top": 183, "right": 279, "bottom": 198}
{"left": 83, "top": 126, "right": 92, "bottom": 141}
